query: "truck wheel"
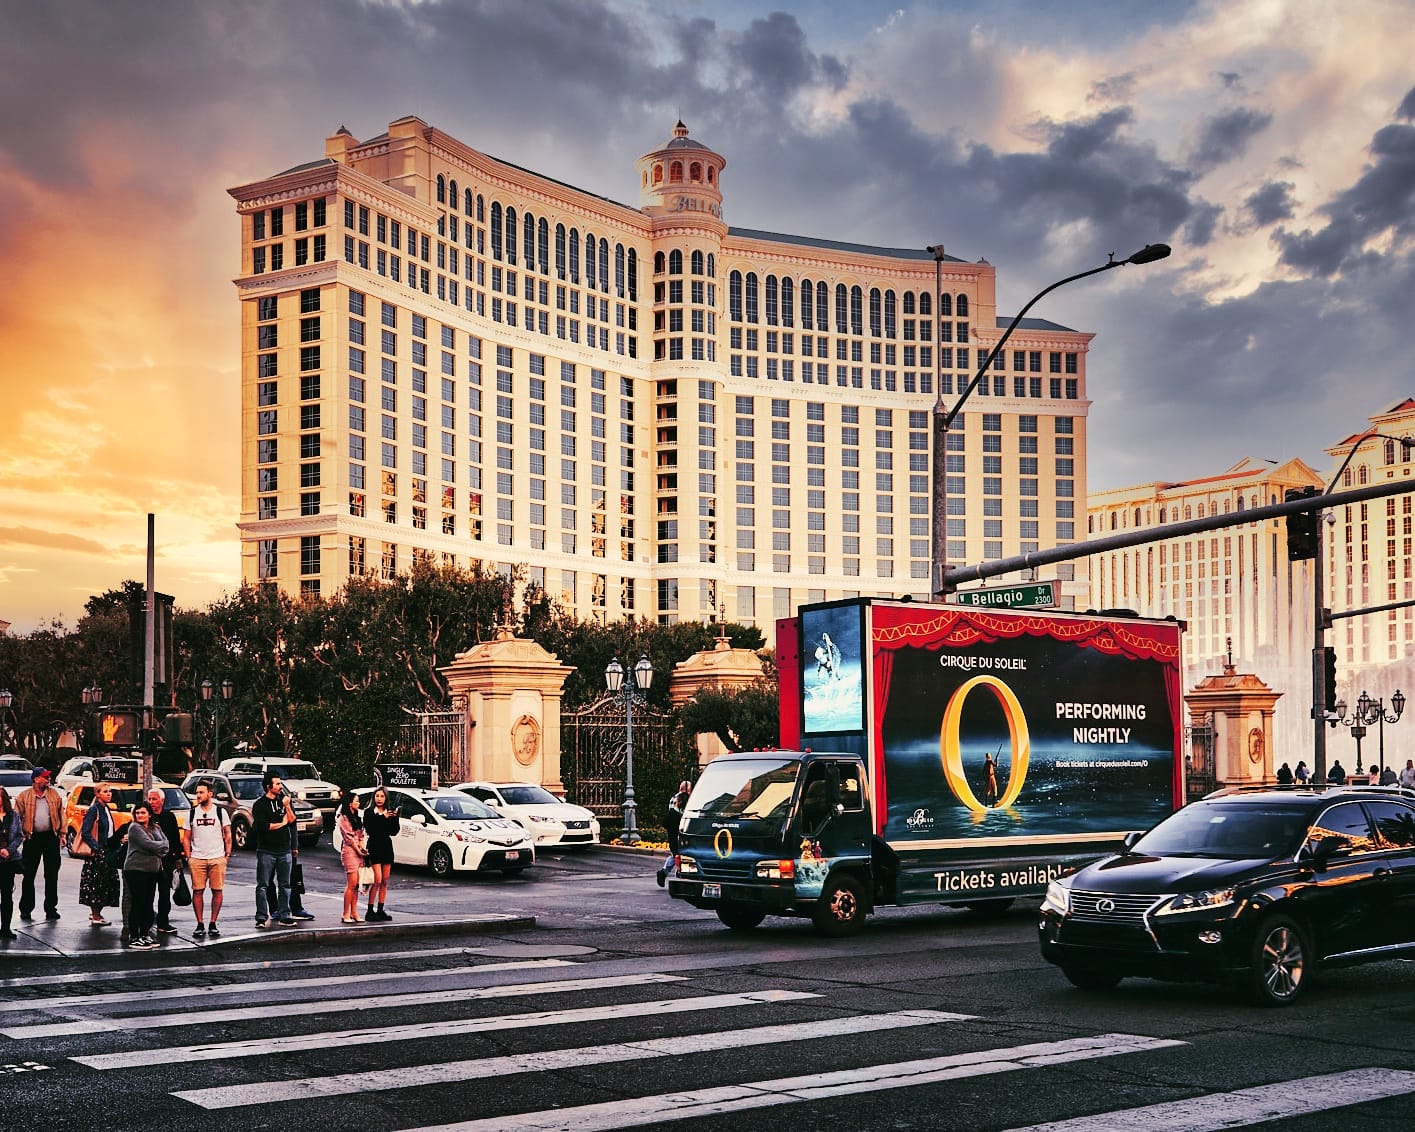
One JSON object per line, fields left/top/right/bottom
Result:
{"left": 962, "top": 898, "right": 1015, "bottom": 917}
{"left": 1061, "top": 965, "right": 1123, "bottom": 992}
{"left": 231, "top": 817, "right": 251, "bottom": 851}
{"left": 1247, "top": 914, "right": 1309, "bottom": 1006}
{"left": 716, "top": 904, "right": 766, "bottom": 932}
{"left": 428, "top": 844, "right": 454, "bottom": 877}
{"left": 813, "top": 874, "right": 867, "bottom": 937}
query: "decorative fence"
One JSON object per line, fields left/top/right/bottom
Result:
{"left": 563, "top": 694, "right": 682, "bottom": 821}
{"left": 398, "top": 710, "right": 469, "bottom": 784}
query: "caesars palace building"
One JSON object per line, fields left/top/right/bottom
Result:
{"left": 229, "top": 117, "right": 1094, "bottom": 639}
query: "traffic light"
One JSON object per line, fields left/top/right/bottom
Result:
{"left": 92, "top": 708, "right": 142, "bottom": 748}
{"left": 1323, "top": 647, "right": 1338, "bottom": 713}
{"left": 1285, "top": 486, "right": 1319, "bottom": 561}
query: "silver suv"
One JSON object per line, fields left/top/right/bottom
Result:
{"left": 182, "top": 772, "right": 323, "bottom": 849}
{"left": 215, "top": 756, "right": 340, "bottom": 826}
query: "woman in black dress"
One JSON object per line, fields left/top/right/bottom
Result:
{"left": 362, "top": 787, "right": 400, "bottom": 922}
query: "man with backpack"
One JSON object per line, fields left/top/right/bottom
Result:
{"left": 183, "top": 781, "right": 231, "bottom": 940}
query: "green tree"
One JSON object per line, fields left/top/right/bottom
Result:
{"left": 677, "top": 681, "right": 782, "bottom": 753}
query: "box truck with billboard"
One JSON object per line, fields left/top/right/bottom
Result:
{"left": 668, "top": 597, "right": 1184, "bottom": 935}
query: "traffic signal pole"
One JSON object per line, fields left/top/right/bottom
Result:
{"left": 1312, "top": 515, "right": 1328, "bottom": 781}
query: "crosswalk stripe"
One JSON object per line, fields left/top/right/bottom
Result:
{"left": 173, "top": 1008, "right": 975, "bottom": 1109}
{"left": 4, "top": 972, "right": 685, "bottom": 1040}
{"left": 0, "top": 958, "right": 575, "bottom": 1016}
{"left": 73, "top": 989, "right": 820, "bottom": 1070}
{"left": 402, "top": 1032, "right": 1185, "bottom": 1131}
{"left": 1000, "top": 1067, "right": 1415, "bottom": 1131}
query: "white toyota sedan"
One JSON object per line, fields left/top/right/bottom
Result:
{"left": 338, "top": 787, "right": 535, "bottom": 877}
{"left": 453, "top": 781, "right": 601, "bottom": 848}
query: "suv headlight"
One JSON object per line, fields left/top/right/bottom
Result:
{"left": 1042, "top": 878, "right": 1071, "bottom": 916}
{"left": 677, "top": 856, "right": 699, "bottom": 876}
{"left": 1156, "top": 887, "right": 1237, "bottom": 916}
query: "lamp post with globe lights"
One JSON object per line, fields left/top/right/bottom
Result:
{"left": 201, "top": 677, "right": 234, "bottom": 767}
{"left": 605, "top": 655, "right": 653, "bottom": 845}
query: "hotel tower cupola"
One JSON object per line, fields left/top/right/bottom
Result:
{"left": 637, "top": 121, "right": 726, "bottom": 225}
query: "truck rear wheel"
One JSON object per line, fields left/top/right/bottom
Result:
{"left": 716, "top": 903, "right": 766, "bottom": 932}
{"left": 813, "top": 874, "right": 867, "bottom": 937}
{"left": 962, "top": 898, "right": 1015, "bottom": 917}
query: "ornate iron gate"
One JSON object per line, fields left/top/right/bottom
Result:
{"left": 564, "top": 694, "right": 673, "bottom": 819}
{"left": 399, "top": 710, "right": 468, "bottom": 784}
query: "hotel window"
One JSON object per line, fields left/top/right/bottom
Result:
{"left": 258, "top": 539, "right": 277, "bottom": 579}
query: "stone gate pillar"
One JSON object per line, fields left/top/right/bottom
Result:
{"left": 439, "top": 627, "right": 575, "bottom": 793}
{"left": 1185, "top": 654, "right": 1282, "bottom": 790}
{"left": 669, "top": 629, "right": 768, "bottom": 765}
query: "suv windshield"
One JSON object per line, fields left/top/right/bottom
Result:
{"left": 499, "top": 785, "right": 560, "bottom": 806}
{"left": 1132, "top": 803, "right": 1311, "bottom": 860}
{"left": 270, "top": 762, "right": 320, "bottom": 779}
{"left": 431, "top": 796, "right": 499, "bottom": 821}
{"left": 684, "top": 757, "right": 801, "bottom": 822}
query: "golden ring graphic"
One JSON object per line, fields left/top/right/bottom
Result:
{"left": 940, "top": 674, "right": 1030, "bottom": 813}
{"left": 713, "top": 828, "right": 734, "bottom": 858}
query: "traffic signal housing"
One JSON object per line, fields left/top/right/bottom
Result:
{"left": 1323, "top": 646, "right": 1338, "bottom": 713}
{"left": 1286, "top": 486, "right": 1319, "bottom": 561}
{"left": 91, "top": 708, "right": 142, "bottom": 748}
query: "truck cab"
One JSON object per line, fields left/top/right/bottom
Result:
{"left": 669, "top": 749, "right": 876, "bottom": 935}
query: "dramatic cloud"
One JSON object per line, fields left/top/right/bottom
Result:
{"left": 1187, "top": 107, "right": 1273, "bottom": 172}
{"left": 1243, "top": 180, "right": 1297, "bottom": 226}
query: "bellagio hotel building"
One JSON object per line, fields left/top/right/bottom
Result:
{"left": 229, "top": 117, "right": 1094, "bottom": 638}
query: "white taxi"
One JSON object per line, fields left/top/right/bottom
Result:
{"left": 339, "top": 787, "right": 534, "bottom": 877}
{"left": 453, "top": 781, "right": 601, "bottom": 848}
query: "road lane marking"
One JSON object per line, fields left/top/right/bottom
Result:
{"left": 403, "top": 1033, "right": 1184, "bottom": 1131}
{"left": 4, "top": 972, "right": 683, "bottom": 1039}
{"left": 73, "top": 989, "right": 819, "bottom": 1069}
{"left": 173, "top": 1009, "right": 974, "bottom": 1109}
{"left": 0, "top": 958, "right": 575, "bottom": 1017}
{"left": 1002, "top": 1068, "right": 1415, "bottom": 1131}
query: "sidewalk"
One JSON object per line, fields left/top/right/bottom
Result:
{"left": 0, "top": 853, "right": 534, "bottom": 961}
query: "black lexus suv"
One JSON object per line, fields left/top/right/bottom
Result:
{"left": 1039, "top": 786, "right": 1415, "bottom": 1005}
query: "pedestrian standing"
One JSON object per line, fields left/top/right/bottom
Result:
{"left": 1400, "top": 759, "right": 1415, "bottom": 789}
{"left": 183, "top": 782, "right": 230, "bottom": 940}
{"left": 0, "top": 787, "right": 22, "bottom": 940}
{"left": 263, "top": 787, "right": 315, "bottom": 921}
{"left": 1328, "top": 760, "right": 1347, "bottom": 785}
{"left": 1276, "top": 762, "right": 1293, "bottom": 786}
{"left": 337, "top": 791, "right": 368, "bottom": 924}
{"left": 1380, "top": 765, "right": 1398, "bottom": 786}
{"left": 122, "top": 802, "right": 167, "bottom": 950}
{"left": 657, "top": 780, "right": 692, "bottom": 887}
{"left": 251, "top": 773, "right": 296, "bottom": 928}
{"left": 146, "top": 788, "right": 183, "bottom": 934}
{"left": 78, "top": 784, "right": 120, "bottom": 926}
{"left": 16, "top": 766, "right": 64, "bottom": 922}
{"left": 1294, "top": 760, "right": 1310, "bottom": 785}
{"left": 362, "top": 787, "right": 399, "bottom": 922}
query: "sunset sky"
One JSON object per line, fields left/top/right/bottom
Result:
{"left": 2, "top": 0, "right": 1413, "bottom": 633}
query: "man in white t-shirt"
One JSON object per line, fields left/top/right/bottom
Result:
{"left": 182, "top": 781, "right": 231, "bottom": 940}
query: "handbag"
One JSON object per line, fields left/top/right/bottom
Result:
{"left": 71, "top": 834, "right": 93, "bottom": 859}
{"left": 291, "top": 859, "right": 306, "bottom": 896}
{"left": 357, "top": 864, "right": 375, "bottom": 888}
{"left": 172, "top": 865, "right": 193, "bottom": 907}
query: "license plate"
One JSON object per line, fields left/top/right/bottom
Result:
{"left": 702, "top": 883, "right": 721, "bottom": 899}
{"left": 505, "top": 850, "right": 520, "bottom": 861}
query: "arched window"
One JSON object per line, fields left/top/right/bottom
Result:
{"left": 670, "top": 161, "right": 683, "bottom": 183}
{"left": 1110, "top": 512, "right": 1118, "bottom": 530}
{"left": 919, "top": 291, "right": 931, "bottom": 316}
{"left": 568, "top": 228, "right": 580, "bottom": 282}
{"left": 436, "top": 174, "right": 446, "bottom": 203}
{"left": 939, "top": 292, "right": 951, "bottom": 316}
{"left": 476, "top": 195, "right": 484, "bottom": 222}
{"left": 902, "top": 291, "right": 916, "bottom": 315}
{"left": 1223, "top": 499, "right": 1231, "bottom": 513}
{"left": 956, "top": 294, "right": 969, "bottom": 316}
{"left": 490, "top": 202, "right": 503, "bottom": 260}
{"left": 1385, "top": 439, "right": 1397, "bottom": 464}
{"left": 523, "top": 212, "right": 535, "bottom": 267}
{"left": 745, "top": 273, "right": 759, "bottom": 323}
{"left": 690, "top": 249, "right": 704, "bottom": 275}
{"left": 1251, "top": 495, "right": 1258, "bottom": 509}
{"left": 538, "top": 218, "right": 549, "bottom": 274}
{"left": 449, "top": 179, "right": 457, "bottom": 207}
{"left": 1343, "top": 467, "right": 1353, "bottom": 487}
{"left": 801, "top": 280, "right": 814, "bottom": 329}
{"left": 706, "top": 253, "right": 715, "bottom": 278}
{"left": 653, "top": 163, "right": 663, "bottom": 185}
{"left": 765, "top": 275, "right": 779, "bottom": 325}
{"left": 1184, "top": 506, "right": 1192, "bottom": 520}
{"left": 835, "top": 284, "right": 849, "bottom": 333}
{"left": 654, "top": 251, "right": 666, "bottom": 275}
{"left": 1134, "top": 508, "right": 1143, "bottom": 526}
{"left": 689, "top": 162, "right": 702, "bottom": 182}
{"left": 850, "top": 286, "right": 863, "bottom": 336}
{"left": 1236, "top": 497, "right": 1244, "bottom": 512}
{"left": 729, "top": 271, "right": 743, "bottom": 321}
{"left": 668, "top": 249, "right": 683, "bottom": 275}
{"left": 869, "top": 288, "right": 882, "bottom": 336}
{"left": 598, "top": 238, "right": 609, "bottom": 291}
{"left": 884, "top": 290, "right": 897, "bottom": 337}
{"left": 1358, "top": 465, "right": 1370, "bottom": 485}
{"left": 1197, "top": 503, "right": 1205, "bottom": 518}
{"left": 584, "top": 233, "right": 596, "bottom": 287}
{"left": 615, "top": 244, "right": 625, "bottom": 297}
{"left": 555, "top": 225, "right": 567, "bottom": 279}
{"left": 1159, "top": 507, "right": 1167, "bottom": 523}
{"left": 504, "top": 207, "right": 517, "bottom": 264}
{"left": 464, "top": 187, "right": 473, "bottom": 215}
{"left": 627, "top": 248, "right": 638, "bottom": 301}
{"left": 781, "top": 277, "right": 794, "bottom": 326}
{"left": 707, "top": 167, "right": 715, "bottom": 184}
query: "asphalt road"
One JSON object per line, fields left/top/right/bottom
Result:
{"left": 2, "top": 841, "right": 1414, "bottom": 1131}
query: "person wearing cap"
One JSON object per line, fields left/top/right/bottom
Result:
{"left": 15, "top": 767, "right": 65, "bottom": 922}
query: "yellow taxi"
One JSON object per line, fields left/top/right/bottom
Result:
{"left": 63, "top": 781, "right": 190, "bottom": 856}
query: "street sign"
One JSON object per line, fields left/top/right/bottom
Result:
{"left": 375, "top": 762, "right": 437, "bottom": 789}
{"left": 952, "top": 581, "right": 1057, "bottom": 609}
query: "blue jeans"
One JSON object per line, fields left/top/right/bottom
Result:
{"left": 255, "top": 850, "right": 291, "bottom": 921}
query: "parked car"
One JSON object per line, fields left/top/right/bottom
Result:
{"left": 1039, "top": 785, "right": 1415, "bottom": 1005}
{"left": 215, "top": 755, "right": 340, "bottom": 825}
{"left": 452, "top": 780, "right": 601, "bottom": 848}
{"left": 0, "top": 769, "right": 34, "bottom": 792}
{"left": 180, "top": 771, "right": 322, "bottom": 849}
{"left": 0, "top": 756, "right": 33, "bottom": 772}
{"left": 61, "top": 781, "right": 190, "bottom": 856}
{"left": 55, "top": 755, "right": 97, "bottom": 794}
{"left": 335, "top": 786, "right": 534, "bottom": 877}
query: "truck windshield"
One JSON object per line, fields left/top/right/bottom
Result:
{"left": 684, "top": 758, "right": 801, "bottom": 822}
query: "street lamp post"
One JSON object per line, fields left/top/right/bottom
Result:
{"left": 1335, "top": 690, "right": 1405, "bottom": 778}
{"left": 1332, "top": 696, "right": 1368, "bottom": 775}
{"left": 0, "top": 689, "right": 14, "bottom": 755}
{"left": 605, "top": 654, "right": 653, "bottom": 846}
{"left": 201, "top": 677, "right": 234, "bottom": 768}
{"left": 929, "top": 243, "right": 1172, "bottom": 596}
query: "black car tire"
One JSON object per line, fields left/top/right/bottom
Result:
{"left": 962, "top": 898, "right": 1016, "bottom": 917}
{"left": 716, "top": 903, "right": 766, "bottom": 932}
{"left": 231, "top": 817, "right": 251, "bottom": 851}
{"left": 1248, "top": 914, "right": 1309, "bottom": 1006}
{"left": 1061, "top": 965, "right": 1123, "bottom": 992}
{"left": 813, "top": 873, "right": 867, "bottom": 937}
{"left": 428, "top": 843, "right": 453, "bottom": 877}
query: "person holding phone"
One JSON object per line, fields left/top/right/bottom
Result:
{"left": 122, "top": 802, "right": 168, "bottom": 950}
{"left": 362, "top": 786, "right": 399, "bottom": 922}
{"left": 337, "top": 790, "right": 368, "bottom": 923}
{"left": 251, "top": 773, "right": 297, "bottom": 928}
